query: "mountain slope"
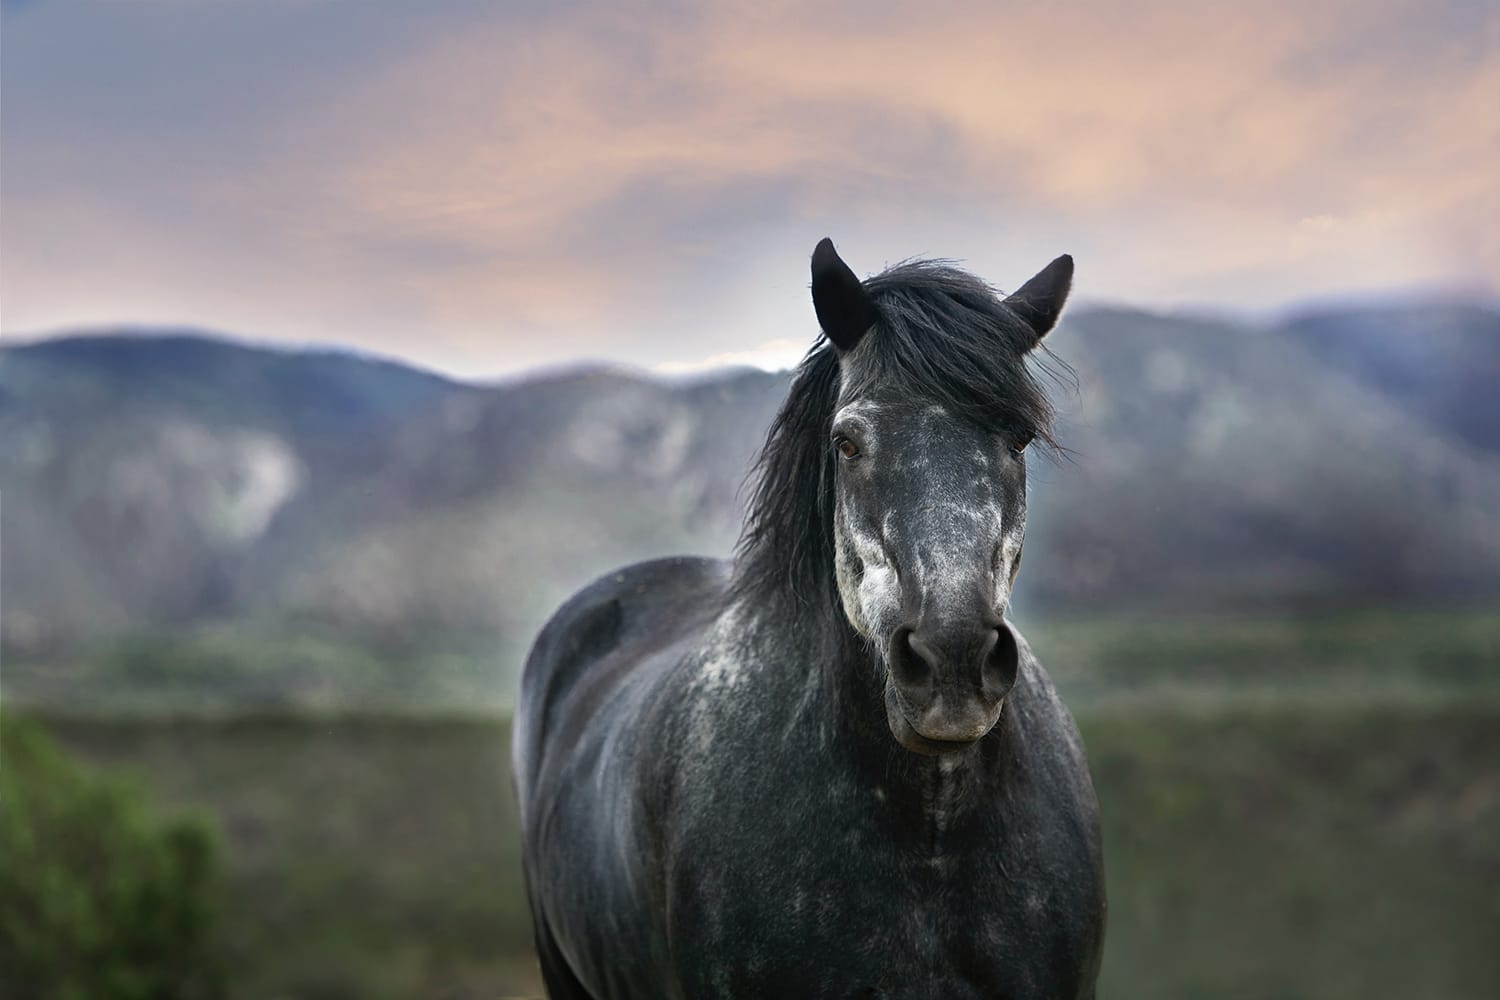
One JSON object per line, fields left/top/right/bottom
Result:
{"left": 1278, "top": 302, "right": 1500, "bottom": 455}
{"left": 3, "top": 303, "right": 1496, "bottom": 662}
{"left": 1029, "top": 307, "right": 1500, "bottom": 611}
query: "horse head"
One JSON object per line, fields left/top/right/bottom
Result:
{"left": 812, "top": 238, "right": 1071, "bottom": 755}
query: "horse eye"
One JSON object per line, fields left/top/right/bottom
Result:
{"left": 1011, "top": 432, "right": 1034, "bottom": 456}
{"left": 835, "top": 437, "right": 861, "bottom": 460}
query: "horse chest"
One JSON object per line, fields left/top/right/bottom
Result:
{"left": 666, "top": 773, "right": 1095, "bottom": 999}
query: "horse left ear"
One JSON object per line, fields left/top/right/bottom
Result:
{"left": 811, "top": 238, "right": 878, "bottom": 352}
{"left": 1004, "top": 254, "right": 1073, "bottom": 346}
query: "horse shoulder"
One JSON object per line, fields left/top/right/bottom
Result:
{"left": 514, "top": 556, "right": 732, "bottom": 999}
{"left": 513, "top": 555, "right": 731, "bottom": 799}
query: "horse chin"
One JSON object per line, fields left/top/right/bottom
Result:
{"left": 883, "top": 683, "right": 995, "bottom": 757}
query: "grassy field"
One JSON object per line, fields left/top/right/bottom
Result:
{"left": 19, "top": 608, "right": 1500, "bottom": 998}
{"left": 1028, "top": 606, "right": 1500, "bottom": 708}
{"left": 1087, "top": 702, "right": 1499, "bottom": 998}
{"left": 14, "top": 602, "right": 1500, "bottom": 719}
{"left": 11, "top": 606, "right": 1497, "bottom": 717}
{"left": 36, "top": 715, "right": 539, "bottom": 999}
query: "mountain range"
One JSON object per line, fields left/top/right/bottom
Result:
{"left": 3, "top": 300, "right": 1497, "bottom": 663}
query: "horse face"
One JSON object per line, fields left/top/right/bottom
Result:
{"left": 810, "top": 237, "right": 1070, "bottom": 756}
{"left": 830, "top": 380, "right": 1028, "bottom": 756}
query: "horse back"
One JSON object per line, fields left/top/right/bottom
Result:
{"left": 511, "top": 556, "right": 729, "bottom": 816}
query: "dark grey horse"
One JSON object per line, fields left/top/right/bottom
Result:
{"left": 513, "top": 239, "right": 1105, "bottom": 999}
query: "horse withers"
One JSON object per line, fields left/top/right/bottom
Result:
{"left": 513, "top": 239, "right": 1106, "bottom": 998}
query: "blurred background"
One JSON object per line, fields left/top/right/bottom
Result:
{"left": 2, "top": 1, "right": 1497, "bottom": 997}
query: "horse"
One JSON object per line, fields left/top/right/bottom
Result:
{"left": 512, "top": 238, "right": 1106, "bottom": 999}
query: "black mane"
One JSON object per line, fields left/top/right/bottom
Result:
{"left": 732, "top": 259, "right": 1065, "bottom": 614}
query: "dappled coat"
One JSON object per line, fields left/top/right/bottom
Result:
{"left": 513, "top": 240, "right": 1105, "bottom": 999}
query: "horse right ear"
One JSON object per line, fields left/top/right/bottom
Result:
{"left": 1004, "top": 254, "right": 1074, "bottom": 347}
{"left": 811, "top": 238, "right": 877, "bottom": 352}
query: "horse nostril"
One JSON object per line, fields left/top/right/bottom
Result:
{"left": 981, "top": 625, "right": 1020, "bottom": 698}
{"left": 889, "top": 627, "right": 935, "bottom": 694}
{"left": 907, "top": 630, "right": 944, "bottom": 671}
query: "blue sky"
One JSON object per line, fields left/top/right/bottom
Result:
{"left": 2, "top": 0, "right": 1495, "bottom": 375}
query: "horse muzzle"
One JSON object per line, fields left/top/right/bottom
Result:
{"left": 882, "top": 620, "right": 1019, "bottom": 755}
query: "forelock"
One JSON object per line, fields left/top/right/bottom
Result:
{"left": 852, "top": 260, "right": 1067, "bottom": 452}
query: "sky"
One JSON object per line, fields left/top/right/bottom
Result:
{"left": 2, "top": 0, "right": 1496, "bottom": 376}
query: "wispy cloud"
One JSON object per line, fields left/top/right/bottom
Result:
{"left": 3, "top": 0, "right": 1495, "bottom": 374}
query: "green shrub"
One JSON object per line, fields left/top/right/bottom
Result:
{"left": 0, "top": 715, "right": 223, "bottom": 999}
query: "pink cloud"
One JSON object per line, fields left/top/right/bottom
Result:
{"left": 3, "top": 0, "right": 1494, "bottom": 373}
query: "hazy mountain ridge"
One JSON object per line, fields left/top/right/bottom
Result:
{"left": 1034, "top": 307, "right": 1500, "bottom": 609}
{"left": 2, "top": 303, "right": 1496, "bottom": 659}
{"left": 1279, "top": 302, "right": 1500, "bottom": 455}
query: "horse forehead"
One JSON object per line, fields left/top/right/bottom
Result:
{"left": 888, "top": 423, "right": 999, "bottom": 491}
{"left": 904, "top": 404, "right": 989, "bottom": 450}
{"left": 879, "top": 445, "right": 1015, "bottom": 541}
{"left": 836, "top": 394, "right": 1010, "bottom": 513}
{"left": 836, "top": 395, "right": 950, "bottom": 421}
{"left": 832, "top": 399, "right": 886, "bottom": 423}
